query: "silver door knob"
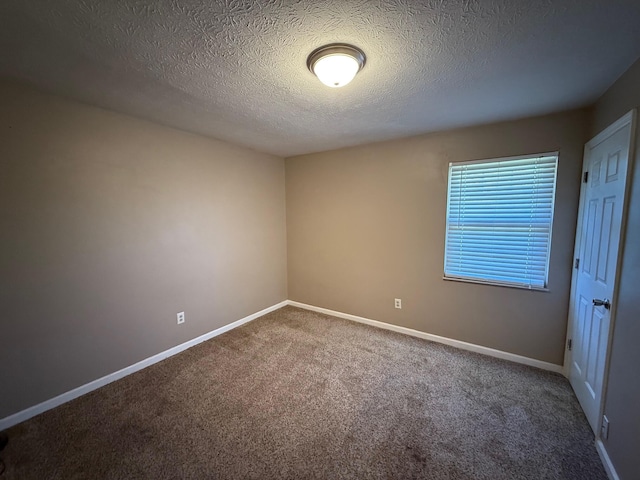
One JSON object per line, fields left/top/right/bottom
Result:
{"left": 592, "top": 298, "right": 611, "bottom": 310}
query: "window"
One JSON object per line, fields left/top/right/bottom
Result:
{"left": 444, "top": 153, "right": 558, "bottom": 290}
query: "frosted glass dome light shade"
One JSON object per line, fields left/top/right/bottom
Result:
{"left": 313, "top": 54, "right": 359, "bottom": 87}
{"left": 307, "top": 44, "right": 366, "bottom": 88}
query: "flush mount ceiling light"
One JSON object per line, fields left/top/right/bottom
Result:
{"left": 307, "top": 44, "right": 366, "bottom": 88}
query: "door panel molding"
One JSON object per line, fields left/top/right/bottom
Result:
{"left": 565, "top": 109, "right": 636, "bottom": 437}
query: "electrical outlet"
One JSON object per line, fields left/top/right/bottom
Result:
{"left": 601, "top": 415, "right": 610, "bottom": 439}
{"left": 394, "top": 298, "right": 402, "bottom": 309}
{"left": 177, "top": 311, "right": 185, "bottom": 325}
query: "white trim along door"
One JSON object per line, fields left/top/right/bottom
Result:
{"left": 567, "top": 110, "right": 636, "bottom": 434}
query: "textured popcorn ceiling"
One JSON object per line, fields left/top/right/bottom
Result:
{"left": 1, "top": 1, "right": 639, "bottom": 157}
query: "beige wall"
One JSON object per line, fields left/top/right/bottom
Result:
{"left": 0, "top": 80, "right": 287, "bottom": 419}
{"left": 592, "top": 58, "right": 640, "bottom": 134}
{"left": 286, "top": 110, "right": 591, "bottom": 365}
{"left": 593, "top": 57, "right": 640, "bottom": 480}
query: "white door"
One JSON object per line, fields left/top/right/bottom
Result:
{"left": 568, "top": 111, "right": 635, "bottom": 434}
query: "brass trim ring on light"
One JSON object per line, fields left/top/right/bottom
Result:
{"left": 306, "top": 43, "right": 367, "bottom": 74}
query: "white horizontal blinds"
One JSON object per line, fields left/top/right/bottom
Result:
{"left": 445, "top": 155, "right": 558, "bottom": 289}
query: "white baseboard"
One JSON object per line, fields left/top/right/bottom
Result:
{"left": 596, "top": 439, "right": 621, "bottom": 480}
{"left": 287, "top": 300, "right": 564, "bottom": 374}
{"left": 1, "top": 299, "right": 565, "bottom": 431}
{"left": 0, "top": 300, "right": 288, "bottom": 431}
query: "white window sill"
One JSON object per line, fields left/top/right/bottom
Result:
{"left": 442, "top": 275, "right": 550, "bottom": 292}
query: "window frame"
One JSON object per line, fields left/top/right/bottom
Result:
{"left": 443, "top": 152, "right": 559, "bottom": 291}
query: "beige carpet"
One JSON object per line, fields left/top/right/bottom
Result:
{"left": 2, "top": 306, "right": 606, "bottom": 479}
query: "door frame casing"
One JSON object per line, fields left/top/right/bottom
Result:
{"left": 564, "top": 109, "right": 637, "bottom": 437}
